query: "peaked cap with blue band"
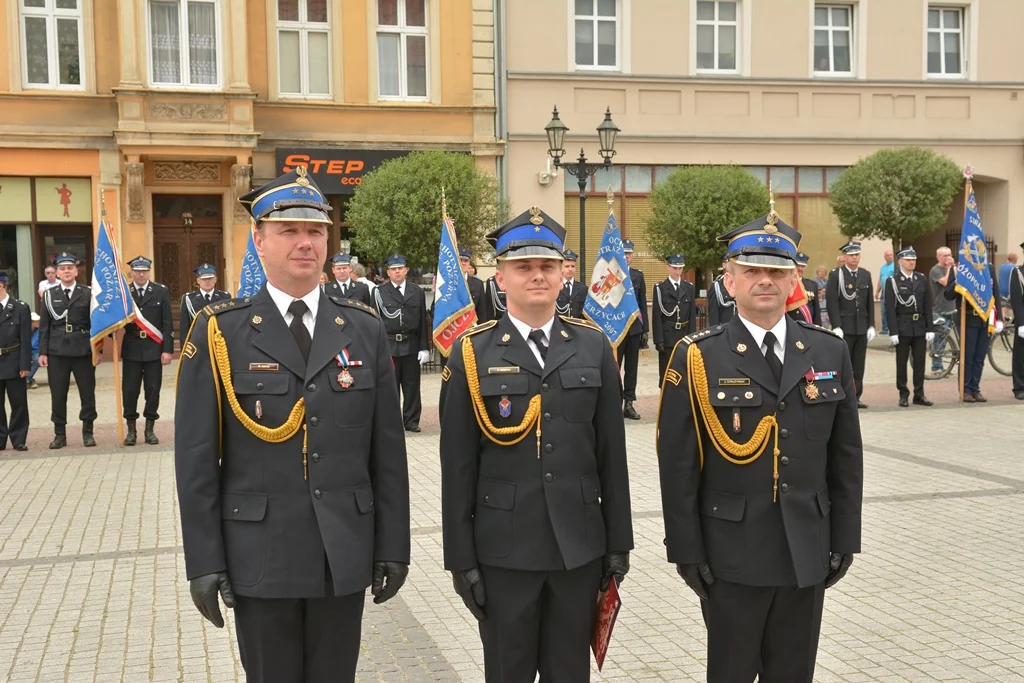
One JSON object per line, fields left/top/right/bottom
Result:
{"left": 622, "top": 239, "right": 635, "bottom": 253}
{"left": 194, "top": 263, "right": 217, "bottom": 278}
{"left": 458, "top": 248, "right": 472, "bottom": 260}
{"left": 385, "top": 254, "right": 407, "bottom": 268}
{"left": 896, "top": 247, "right": 917, "bottom": 260}
{"left": 238, "top": 166, "right": 332, "bottom": 224}
{"left": 128, "top": 255, "right": 152, "bottom": 271}
{"left": 486, "top": 206, "right": 566, "bottom": 260}
{"left": 839, "top": 241, "right": 862, "bottom": 255}
{"left": 55, "top": 252, "right": 77, "bottom": 266}
{"left": 795, "top": 251, "right": 810, "bottom": 265}
{"left": 330, "top": 253, "right": 352, "bottom": 265}
{"left": 717, "top": 204, "right": 801, "bottom": 269}
{"left": 666, "top": 254, "right": 686, "bottom": 267}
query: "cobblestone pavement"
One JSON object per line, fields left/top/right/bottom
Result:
{"left": 2, "top": 352, "right": 1023, "bottom": 681}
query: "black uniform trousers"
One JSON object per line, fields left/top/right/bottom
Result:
{"left": 0, "top": 377, "right": 29, "bottom": 448}
{"left": 843, "top": 334, "right": 867, "bottom": 398}
{"left": 479, "top": 559, "right": 602, "bottom": 683}
{"left": 47, "top": 355, "right": 97, "bottom": 426}
{"left": 393, "top": 354, "right": 422, "bottom": 429}
{"left": 617, "top": 333, "right": 641, "bottom": 402}
{"left": 233, "top": 559, "right": 365, "bottom": 683}
{"left": 701, "top": 579, "right": 825, "bottom": 683}
{"left": 1013, "top": 331, "right": 1024, "bottom": 395}
{"left": 896, "top": 335, "right": 927, "bottom": 399}
{"left": 122, "top": 359, "right": 163, "bottom": 420}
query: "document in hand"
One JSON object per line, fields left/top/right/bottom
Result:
{"left": 590, "top": 578, "right": 622, "bottom": 671}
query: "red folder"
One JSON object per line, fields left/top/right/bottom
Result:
{"left": 591, "top": 578, "right": 622, "bottom": 671}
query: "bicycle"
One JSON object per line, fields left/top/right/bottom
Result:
{"left": 927, "top": 310, "right": 1014, "bottom": 380}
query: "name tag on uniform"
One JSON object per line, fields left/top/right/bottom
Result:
{"left": 718, "top": 378, "right": 750, "bottom": 386}
{"left": 487, "top": 366, "right": 520, "bottom": 374}
{"left": 249, "top": 362, "right": 280, "bottom": 371}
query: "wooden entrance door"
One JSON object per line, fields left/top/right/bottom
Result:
{"left": 152, "top": 195, "right": 224, "bottom": 341}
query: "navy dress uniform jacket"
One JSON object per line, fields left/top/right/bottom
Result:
{"left": 180, "top": 289, "right": 232, "bottom": 341}
{"left": 0, "top": 298, "right": 32, "bottom": 378}
{"left": 375, "top": 281, "right": 429, "bottom": 357}
{"left": 174, "top": 287, "right": 411, "bottom": 598}
{"left": 556, "top": 280, "right": 587, "bottom": 319}
{"left": 480, "top": 276, "right": 507, "bottom": 323}
{"left": 39, "top": 283, "right": 93, "bottom": 357}
{"left": 657, "top": 317, "right": 863, "bottom": 588}
{"left": 440, "top": 315, "right": 633, "bottom": 572}
{"left": 123, "top": 282, "right": 174, "bottom": 362}
{"left": 652, "top": 279, "right": 697, "bottom": 348}
{"left": 884, "top": 271, "right": 935, "bottom": 337}
{"left": 326, "top": 280, "right": 373, "bottom": 308}
{"left": 825, "top": 267, "right": 874, "bottom": 334}
{"left": 707, "top": 276, "right": 735, "bottom": 327}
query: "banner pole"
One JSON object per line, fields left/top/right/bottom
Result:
{"left": 957, "top": 305, "right": 966, "bottom": 402}
{"left": 112, "top": 332, "right": 124, "bottom": 444}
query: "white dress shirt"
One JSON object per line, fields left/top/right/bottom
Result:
{"left": 737, "top": 313, "right": 787, "bottom": 364}
{"left": 506, "top": 313, "right": 555, "bottom": 368}
{"left": 393, "top": 280, "right": 406, "bottom": 297}
{"left": 0, "top": 295, "right": 8, "bottom": 310}
{"left": 266, "top": 281, "right": 319, "bottom": 338}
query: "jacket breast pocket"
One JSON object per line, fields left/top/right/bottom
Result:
{"left": 474, "top": 478, "right": 515, "bottom": 558}
{"left": 478, "top": 374, "right": 530, "bottom": 423}
{"left": 802, "top": 379, "right": 845, "bottom": 440}
{"left": 221, "top": 492, "right": 267, "bottom": 586}
{"left": 232, "top": 372, "right": 290, "bottom": 420}
{"left": 560, "top": 366, "right": 602, "bottom": 422}
{"left": 328, "top": 366, "right": 375, "bottom": 427}
{"left": 699, "top": 490, "right": 746, "bottom": 522}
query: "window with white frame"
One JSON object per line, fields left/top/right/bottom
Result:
{"left": 813, "top": 4, "right": 853, "bottom": 75}
{"left": 18, "top": 0, "right": 85, "bottom": 90}
{"left": 377, "top": 0, "right": 428, "bottom": 100}
{"left": 696, "top": 1, "right": 738, "bottom": 73}
{"left": 574, "top": 0, "right": 618, "bottom": 70}
{"left": 277, "top": 0, "right": 330, "bottom": 97}
{"left": 927, "top": 6, "right": 964, "bottom": 76}
{"left": 148, "top": 0, "right": 220, "bottom": 87}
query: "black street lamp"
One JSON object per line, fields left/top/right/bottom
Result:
{"left": 545, "top": 106, "right": 619, "bottom": 281}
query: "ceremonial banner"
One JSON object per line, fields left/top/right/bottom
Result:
{"left": 90, "top": 214, "right": 135, "bottom": 362}
{"left": 954, "top": 179, "right": 996, "bottom": 329}
{"left": 431, "top": 200, "right": 477, "bottom": 356}
{"left": 237, "top": 223, "right": 267, "bottom": 297}
{"left": 583, "top": 212, "right": 640, "bottom": 349}
{"left": 786, "top": 279, "right": 812, "bottom": 323}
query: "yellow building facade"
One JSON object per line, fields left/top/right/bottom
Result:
{"left": 0, "top": 0, "right": 499, "bottom": 335}
{"left": 502, "top": 0, "right": 1024, "bottom": 297}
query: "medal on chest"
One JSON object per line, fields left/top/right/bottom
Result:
{"left": 338, "top": 369, "right": 354, "bottom": 389}
{"left": 334, "top": 347, "right": 362, "bottom": 389}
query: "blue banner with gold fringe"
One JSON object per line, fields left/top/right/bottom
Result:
{"left": 583, "top": 212, "right": 639, "bottom": 350}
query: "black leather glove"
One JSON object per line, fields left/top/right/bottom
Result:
{"left": 676, "top": 563, "right": 715, "bottom": 601}
{"left": 452, "top": 568, "right": 487, "bottom": 621}
{"left": 371, "top": 561, "right": 409, "bottom": 604}
{"left": 190, "top": 571, "right": 235, "bottom": 628}
{"left": 640, "top": 334, "right": 649, "bottom": 349}
{"left": 825, "top": 552, "right": 854, "bottom": 588}
{"left": 600, "top": 552, "right": 630, "bottom": 591}
{"left": 655, "top": 343, "right": 665, "bottom": 352}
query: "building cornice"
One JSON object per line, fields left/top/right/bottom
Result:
{"left": 0, "top": 132, "right": 115, "bottom": 149}
{"left": 508, "top": 132, "right": 1024, "bottom": 147}
{"left": 111, "top": 87, "right": 259, "bottom": 101}
{"left": 114, "top": 129, "right": 260, "bottom": 149}
{"left": 255, "top": 100, "right": 495, "bottom": 114}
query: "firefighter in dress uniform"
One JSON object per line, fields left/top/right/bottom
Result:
{"left": 556, "top": 250, "right": 587, "bottom": 319}
{"left": 1011, "top": 240, "right": 1024, "bottom": 401}
{"left": 788, "top": 252, "right": 822, "bottom": 325}
{"left": 657, "top": 206, "right": 863, "bottom": 683}
{"left": 884, "top": 247, "right": 935, "bottom": 407}
{"left": 439, "top": 206, "right": 633, "bottom": 683}
{"left": 481, "top": 273, "right": 507, "bottom": 323}
{"left": 121, "top": 256, "right": 174, "bottom": 446}
{"left": 175, "top": 167, "right": 410, "bottom": 682}
{"left": 0, "top": 273, "right": 32, "bottom": 451}
{"left": 180, "top": 263, "right": 231, "bottom": 341}
{"left": 619, "top": 239, "right": 648, "bottom": 419}
{"left": 38, "top": 251, "right": 97, "bottom": 449}
{"left": 825, "top": 241, "right": 875, "bottom": 408}
{"left": 652, "top": 254, "right": 697, "bottom": 387}
{"left": 707, "top": 254, "right": 735, "bottom": 327}
{"left": 325, "top": 253, "right": 373, "bottom": 306}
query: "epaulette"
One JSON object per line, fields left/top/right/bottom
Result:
{"left": 559, "top": 315, "right": 601, "bottom": 331}
{"left": 326, "top": 294, "right": 377, "bottom": 317}
{"left": 681, "top": 324, "right": 726, "bottom": 345}
{"left": 462, "top": 319, "right": 497, "bottom": 338}
{"left": 797, "top": 319, "right": 841, "bottom": 337}
{"left": 203, "top": 297, "right": 251, "bottom": 317}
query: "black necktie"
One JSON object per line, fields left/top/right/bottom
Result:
{"left": 527, "top": 328, "right": 548, "bottom": 363}
{"left": 763, "top": 331, "right": 783, "bottom": 384}
{"left": 341, "top": 282, "right": 348, "bottom": 296}
{"left": 65, "top": 288, "right": 72, "bottom": 298}
{"left": 288, "top": 300, "right": 312, "bottom": 363}
{"left": 204, "top": 293, "right": 211, "bottom": 303}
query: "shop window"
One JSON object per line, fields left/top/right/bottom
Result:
{"left": 768, "top": 167, "right": 795, "bottom": 193}
{"left": 592, "top": 166, "right": 622, "bottom": 194}
{"left": 377, "top": 0, "right": 428, "bottom": 100}
{"left": 625, "top": 166, "right": 652, "bottom": 193}
{"left": 798, "top": 167, "right": 825, "bottom": 194}
{"left": 695, "top": 0, "right": 739, "bottom": 73}
{"left": 826, "top": 167, "right": 845, "bottom": 189}
{"left": 18, "top": 0, "right": 84, "bottom": 90}
{"left": 277, "top": 0, "right": 331, "bottom": 97}
{"left": 743, "top": 166, "right": 767, "bottom": 186}
{"left": 654, "top": 166, "right": 677, "bottom": 186}
{"left": 148, "top": 0, "right": 220, "bottom": 87}
{"left": 574, "top": 0, "right": 619, "bottom": 70}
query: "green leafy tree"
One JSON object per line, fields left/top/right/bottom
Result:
{"left": 646, "top": 165, "right": 770, "bottom": 284}
{"left": 828, "top": 147, "right": 963, "bottom": 252}
{"left": 346, "top": 150, "right": 508, "bottom": 267}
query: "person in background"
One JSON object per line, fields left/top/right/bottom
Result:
{"left": 999, "top": 251, "right": 1018, "bottom": 300}
{"left": 37, "top": 266, "right": 57, "bottom": 300}
{"left": 707, "top": 254, "right": 735, "bottom": 327}
{"left": 352, "top": 263, "right": 376, "bottom": 294}
{"left": 875, "top": 249, "right": 894, "bottom": 335}
{"left": 815, "top": 265, "right": 830, "bottom": 328}
{"left": 825, "top": 242, "right": 875, "bottom": 408}
{"left": 943, "top": 256, "right": 1003, "bottom": 402}
{"left": 1009, "top": 241, "right": 1024, "bottom": 400}
{"left": 319, "top": 271, "right": 328, "bottom": 287}
{"left": 884, "top": 247, "right": 934, "bottom": 407}
{"left": 28, "top": 313, "right": 40, "bottom": 390}
{"left": 180, "top": 264, "right": 231, "bottom": 341}
{"left": 0, "top": 273, "right": 33, "bottom": 451}
{"left": 929, "top": 247, "right": 957, "bottom": 374}
{"left": 652, "top": 254, "right": 697, "bottom": 387}
{"left": 790, "top": 252, "right": 821, "bottom": 325}
{"left": 326, "top": 254, "right": 372, "bottom": 306}
{"left": 620, "top": 239, "right": 648, "bottom": 420}
{"left": 556, "top": 251, "right": 586, "bottom": 318}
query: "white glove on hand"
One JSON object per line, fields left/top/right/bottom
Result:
{"left": 889, "top": 335, "right": 899, "bottom": 346}
{"left": 833, "top": 327, "right": 844, "bottom": 339}
{"left": 866, "top": 327, "right": 877, "bottom": 342}
{"left": 994, "top": 321, "right": 1004, "bottom": 335}
{"left": 925, "top": 332, "right": 935, "bottom": 343}
{"left": 1018, "top": 326, "right": 1024, "bottom": 340}
{"left": 417, "top": 350, "right": 430, "bottom": 365}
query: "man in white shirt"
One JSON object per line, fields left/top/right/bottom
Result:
{"left": 37, "top": 266, "right": 57, "bottom": 299}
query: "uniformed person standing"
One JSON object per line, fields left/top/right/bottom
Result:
{"left": 0, "top": 274, "right": 32, "bottom": 451}
{"left": 175, "top": 167, "right": 410, "bottom": 682}
{"left": 440, "top": 206, "right": 633, "bottom": 683}
{"left": 884, "top": 247, "right": 935, "bottom": 407}
{"left": 326, "top": 253, "right": 373, "bottom": 306}
{"left": 788, "top": 252, "right": 821, "bottom": 325}
{"left": 619, "top": 239, "right": 647, "bottom": 420}
{"left": 1011, "top": 241, "right": 1024, "bottom": 401}
{"left": 480, "top": 273, "right": 507, "bottom": 323}
{"left": 460, "top": 248, "right": 486, "bottom": 321}
{"left": 652, "top": 254, "right": 697, "bottom": 387}
{"left": 121, "top": 256, "right": 174, "bottom": 446}
{"left": 180, "top": 263, "right": 231, "bottom": 340}
{"left": 374, "top": 254, "right": 429, "bottom": 432}
{"left": 825, "top": 241, "right": 875, "bottom": 408}
{"left": 657, "top": 211, "right": 863, "bottom": 683}
{"left": 707, "top": 255, "right": 735, "bottom": 327}
{"left": 556, "top": 250, "right": 587, "bottom": 318}
{"left": 39, "top": 252, "right": 97, "bottom": 449}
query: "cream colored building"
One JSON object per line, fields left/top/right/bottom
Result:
{"left": 501, "top": 0, "right": 1024, "bottom": 295}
